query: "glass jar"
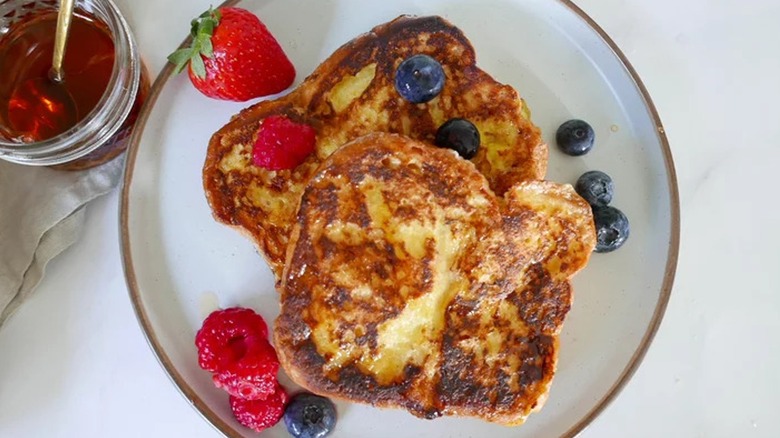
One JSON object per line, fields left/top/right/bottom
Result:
{"left": 0, "top": 0, "right": 149, "bottom": 170}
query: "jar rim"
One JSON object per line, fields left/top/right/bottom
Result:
{"left": 0, "top": 0, "right": 142, "bottom": 166}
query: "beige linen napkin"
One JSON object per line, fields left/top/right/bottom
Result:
{"left": 0, "top": 156, "right": 124, "bottom": 327}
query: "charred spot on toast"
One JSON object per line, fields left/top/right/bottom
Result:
{"left": 509, "top": 263, "right": 573, "bottom": 335}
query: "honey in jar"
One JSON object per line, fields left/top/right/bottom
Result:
{"left": 0, "top": 3, "right": 149, "bottom": 170}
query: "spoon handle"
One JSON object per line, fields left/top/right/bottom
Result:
{"left": 50, "top": 0, "right": 76, "bottom": 83}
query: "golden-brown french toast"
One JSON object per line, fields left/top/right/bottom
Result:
{"left": 274, "top": 133, "right": 595, "bottom": 425}
{"left": 203, "top": 15, "right": 547, "bottom": 279}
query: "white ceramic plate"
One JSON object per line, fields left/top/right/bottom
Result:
{"left": 121, "top": 0, "right": 679, "bottom": 436}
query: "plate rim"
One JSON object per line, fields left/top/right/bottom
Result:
{"left": 119, "top": 1, "right": 680, "bottom": 436}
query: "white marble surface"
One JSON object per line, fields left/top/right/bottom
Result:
{"left": 1, "top": 0, "right": 778, "bottom": 436}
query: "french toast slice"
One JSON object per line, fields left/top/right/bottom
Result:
{"left": 275, "top": 133, "right": 595, "bottom": 425}
{"left": 203, "top": 15, "right": 547, "bottom": 279}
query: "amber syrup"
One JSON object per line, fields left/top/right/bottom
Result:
{"left": 0, "top": 9, "right": 115, "bottom": 143}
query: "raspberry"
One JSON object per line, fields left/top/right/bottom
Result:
{"left": 252, "top": 115, "right": 316, "bottom": 170}
{"left": 195, "top": 307, "right": 268, "bottom": 373}
{"left": 213, "top": 337, "right": 280, "bottom": 400}
{"left": 230, "top": 384, "right": 289, "bottom": 432}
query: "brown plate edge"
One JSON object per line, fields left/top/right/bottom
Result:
{"left": 118, "top": 1, "right": 680, "bottom": 437}
{"left": 119, "top": 0, "right": 245, "bottom": 436}
{"left": 556, "top": 2, "right": 680, "bottom": 437}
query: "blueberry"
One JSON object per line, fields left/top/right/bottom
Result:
{"left": 435, "top": 118, "right": 480, "bottom": 159}
{"left": 592, "top": 205, "right": 629, "bottom": 253}
{"left": 556, "top": 119, "right": 595, "bottom": 156}
{"left": 283, "top": 393, "right": 337, "bottom": 438}
{"left": 394, "top": 54, "right": 445, "bottom": 104}
{"left": 575, "top": 170, "right": 614, "bottom": 207}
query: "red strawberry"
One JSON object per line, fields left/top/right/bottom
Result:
{"left": 168, "top": 7, "right": 295, "bottom": 101}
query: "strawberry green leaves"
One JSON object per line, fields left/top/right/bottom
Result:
{"left": 167, "top": 7, "right": 222, "bottom": 78}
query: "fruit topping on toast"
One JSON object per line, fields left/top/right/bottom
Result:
{"left": 252, "top": 115, "right": 317, "bottom": 170}
{"left": 203, "top": 15, "right": 548, "bottom": 279}
{"left": 274, "top": 133, "right": 596, "bottom": 425}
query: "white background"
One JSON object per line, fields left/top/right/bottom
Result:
{"left": 2, "top": 0, "right": 779, "bottom": 437}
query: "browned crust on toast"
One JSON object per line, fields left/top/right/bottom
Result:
{"left": 274, "top": 133, "right": 594, "bottom": 425}
{"left": 203, "top": 15, "right": 547, "bottom": 279}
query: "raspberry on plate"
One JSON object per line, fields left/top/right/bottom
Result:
{"left": 213, "top": 338, "right": 280, "bottom": 400}
{"left": 195, "top": 307, "right": 268, "bottom": 373}
{"left": 252, "top": 115, "right": 317, "bottom": 170}
{"left": 230, "top": 384, "right": 289, "bottom": 432}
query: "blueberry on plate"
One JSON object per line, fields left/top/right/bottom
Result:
{"left": 592, "top": 205, "right": 630, "bottom": 253}
{"left": 435, "top": 118, "right": 480, "bottom": 159}
{"left": 556, "top": 119, "right": 595, "bottom": 156}
{"left": 284, "top": 393, "right": 337, "bottom": 438}
{"left": 394, "top": 54, "right": 445, "bottom": 104}
{"left": 575, "top": 170, "right": 614, "bottom": 207}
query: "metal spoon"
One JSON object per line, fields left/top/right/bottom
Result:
{"left": 10, "top": 0, "right": 78, "bottom": 142}
{"left": 50, "top": 0, "right": 76, "bottom": 83}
